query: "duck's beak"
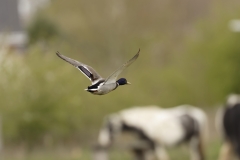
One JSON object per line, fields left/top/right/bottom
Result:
{"left": 127, "top": 82, "right": 131, "bottom": 85}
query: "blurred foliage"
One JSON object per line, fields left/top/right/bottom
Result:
{"left": 0, "top": 0, "right": 240, "bottom": 152}
{"left": 27, "top": 16, "right": 60, "bottom": 45}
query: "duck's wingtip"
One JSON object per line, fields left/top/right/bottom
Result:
{"left": 137, "top": 48, "right": 140, "bottom": 54}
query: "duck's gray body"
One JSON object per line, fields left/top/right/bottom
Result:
{"left": 86, "top": 82, "right": 118, "bottom": 95}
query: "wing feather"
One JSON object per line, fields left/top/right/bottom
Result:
{"left": 56, "top": 52, "right": 103, "bottom": 84}
{"left": 104, "top": 49, "right": 140, "bottom": 84}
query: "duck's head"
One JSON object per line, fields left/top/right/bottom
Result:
{"left": 117, "top": 78, "right": 131, "bottom": 86}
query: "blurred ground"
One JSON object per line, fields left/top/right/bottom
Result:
{"left": 1, "top": 108, "right": 223, "bottom": 160}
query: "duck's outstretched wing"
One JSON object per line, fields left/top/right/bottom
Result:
{"left": 104, "top": 49, "right": 140, "bottom": 85}
{"left": 56, "top": 52, "right": 103, "bottom": 84}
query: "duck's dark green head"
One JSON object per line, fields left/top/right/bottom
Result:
{"left": 117, "top": 78, "right": 131, "bottom": 86}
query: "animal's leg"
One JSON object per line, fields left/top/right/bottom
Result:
{"left": 218, "top": 140, "right": 234, "bottom": 160}
{"left": 154, "top": 145, "right": 170, "bottom": 160}
{"left": 132, "top": 148, "right": 146, "bottom": 160}
{"left": 92, "top": 147, "right": 109, "bottom": 160}
{"left": 93, "top": 117, "right": 116, "bottom": 160}
{"left": 189, "top": 136, "right": 204, "bottom": 160}
{"left": 144, "top": 149, "right": 155, "bottom": 160}
{"left": 131, "top": 148, "right": 155, "bottom": 160}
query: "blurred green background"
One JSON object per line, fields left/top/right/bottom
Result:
{"left": 1, "top": 0, "right": 240, "bottom": 159}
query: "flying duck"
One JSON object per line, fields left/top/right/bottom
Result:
{"left": 56, "top": 49, "right": 140, "bottom": 95}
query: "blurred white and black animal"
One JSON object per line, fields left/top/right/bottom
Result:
{"left": 216, "top": 94, "right": 240, "bottom": 160}
{"left": 94, "top": 105, "right": 208, "bottom": 160}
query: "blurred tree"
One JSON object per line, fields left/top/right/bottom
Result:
{"left": 27, "top": 15, "right": 60, "bottom": 45}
